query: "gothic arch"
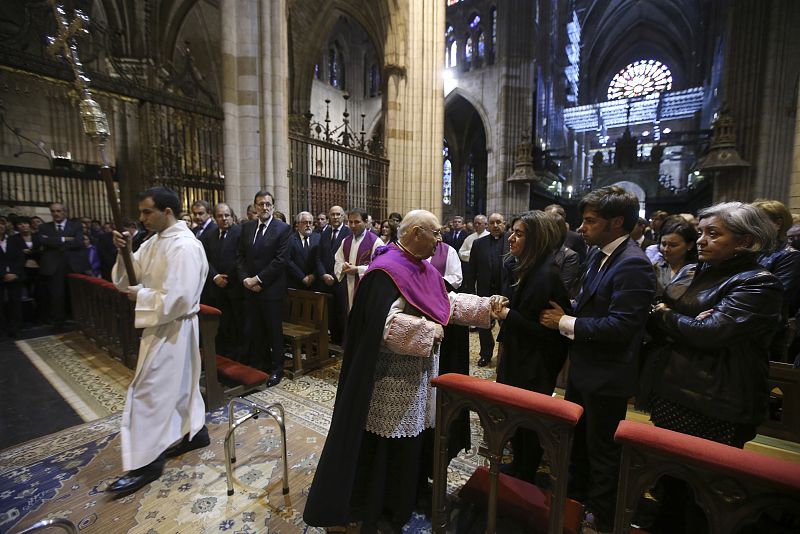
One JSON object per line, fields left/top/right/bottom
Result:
{"left": 445, "top": 87, "right": 493, "bottom": 153}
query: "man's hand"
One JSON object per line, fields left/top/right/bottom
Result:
{"left": 539, "top": 300, "right": 565, "bottom": 330}
{"left": 342, "top": 262, "right": 359, "bottom": 275}
{"left": 433, "top": 322, "right": 445, "bottom": 342}
{"left": 489, "top": 295, "right": 509, "bottom": 311}
{"left": 322, "top": 273, "right": 335, "bottom": 286}
{"left": 695, "top": 308, "right": 713, "bottom": 321}
{"left": 243, "top": 276, "right": 262, "bottom": 292}
{"left": 112, "top": 230, "right": 131, "bottom": 251}
{"left": 302, "top": 274, "right": 315, "bottom": 287}
{"left": 213, "top": 274, "right": 228, "bottom": 288}
{"left": 3, "top": 273, "right": 18, "bottom": 282}
{"left": 126, "top": 285, "right": 140, "bottom": 302}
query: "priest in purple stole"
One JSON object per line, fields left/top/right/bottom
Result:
{"left": 334, "top": 208, "right": 381, "bottom": 311}
{"left": 304, "top": 210, "right": 504, "bottom": 532}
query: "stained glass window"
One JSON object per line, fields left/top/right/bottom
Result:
{"left": 466, "top": 156, "right": 475, "bottom": 209}
{"left": 477, "top": 31, "right": 485, "bottom": 57}
{"left": 446, "top": 25, "right": 456, "bottom": 67}
{"left": 469, "top": 14, "right": 481, "bottom": 29}
{"left": 328, "top": 47, "right": 342, "bottom": 88}
{"left": 449, "top": 40, "right": 458, "bottom": 67}
{"left": 314, "top": 63, "right": 320, "bottom": 79}
{"left": 491, "top": 8, "right": 497, "bottom": 50}
{"left": 442, "top": 140, "right": 452, "bottom": 206}
{"left": 465, "top": 35, "right": 473, "bottom": 62}
{"left": 368, "top": 64, "right": 379, "bottom": 96}
{"left": 608, "top": 60, "right": 672, "bottom": 100}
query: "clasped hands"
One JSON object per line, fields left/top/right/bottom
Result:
{"left": 489, "top": 295, "right": 510, "bottom": 320}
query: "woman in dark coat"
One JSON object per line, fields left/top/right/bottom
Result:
{"left": 646, "top": 202, "right": 783, "bottom": 532}
{"left": 494, "top": 210, "right": 571, "bottom": 483}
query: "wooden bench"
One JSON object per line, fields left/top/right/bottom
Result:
{"left": 282, "top": 288, "right": 334, "bottom": 378}
{"left": 758, "top": 362, "right": 800, "bottom": 443}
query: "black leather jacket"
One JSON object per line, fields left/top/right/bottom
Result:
{"left": 650, "top": 255, "right": 783, "bottom": 425}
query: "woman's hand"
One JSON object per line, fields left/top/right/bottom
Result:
{"left": 695, "top": 308, "right": 714, "bottom": 321}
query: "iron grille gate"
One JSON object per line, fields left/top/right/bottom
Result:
{"left": 288, "top": 133, "right": 388, "bottom": 220}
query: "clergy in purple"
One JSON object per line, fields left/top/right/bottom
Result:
{"left": 304, "top": 210, "right": 500, "bottom": 532}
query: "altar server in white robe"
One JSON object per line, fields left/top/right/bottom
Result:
{"left": 108, "top": 186, "right": 210, "bottom": 497}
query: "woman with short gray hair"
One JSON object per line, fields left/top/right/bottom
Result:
{"left": 642, "top": 201, "right": 783, "bottom": 531}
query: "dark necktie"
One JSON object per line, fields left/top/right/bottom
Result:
{"left": 220, "top": 230, "right": 227, "bottom": 241}
{"left": 254, "top": 223, "right": 266, "bottom": 246}
{"left": 56, "top": 223, "right": 64, "bottom": 234}
{"left": 332, "top": 228, "right": 338, "bottom": 243}
{"left": 303, "top": 236, "right": 308, "bottom": 249}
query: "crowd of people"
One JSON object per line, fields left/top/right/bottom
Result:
{"left": 2, "top": 186, "right": 799, "bottom": 533}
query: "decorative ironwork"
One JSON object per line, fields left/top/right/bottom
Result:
{"left": 307, "top": 94, "right": 382, "bottom": 155}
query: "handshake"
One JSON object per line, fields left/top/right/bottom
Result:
{"left": 489, "top": 295, "right": 510, "bottom": 321}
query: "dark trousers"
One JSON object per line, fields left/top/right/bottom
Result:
{"left": 245, "top": 294, "right": 284, "bottom": 373}
{"left": 565, "top": 384, "right": 629, "bottom": 531}
{"left": 0, "top": 281, "right": 23, "bottom": 336}
{"left": 326, "top": 282, "right": 347, "bottom": 345}
{"left": 477, "top": 324, "right": 495, "bottom": 360}
{"left": 44, "top": 268, "right": 68, "bottom": 327}
{"left": 206, "top": 285, "right": 244, "bottom": 360}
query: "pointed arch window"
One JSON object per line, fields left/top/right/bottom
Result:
{"left": 608, "top": 60, "right": 672, "bottom": 100}
{"left": 466, "top": 156, "right": 475, "bottom": 210}
{"left": 314, "top": 63, "right": 321, "bottom": 80}
{"left": 446, "top": 25, "right": 457, "bottom": 68}
{"left": 465, "top": 35, "right": 473, "bottom": 62}
{"left": 477, "top": 31, "right": 485, "bottom": 58}
{"left": 442, "top": 140, "right": 452, "bottom": 205}
{"left": 328, "top": 44, "right": 345, "bottom": 89}
{"left": 368, "top": 64, "right": 380, "bottom": 97}
{"left": 469, "top": 14, "right": 481, "bottom": 29}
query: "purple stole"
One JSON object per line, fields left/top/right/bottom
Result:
{"left": 365, "top": 243, "right": 451, "bottom": 325}
{"left": 342, "top": 230, "right": 379, "bottom": 270}
{"left": 430, "top": 242, "right": 450, "bottom": 276}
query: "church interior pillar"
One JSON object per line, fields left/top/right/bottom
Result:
{"left": 383, "top": 0, "right": 445, "bottom": 219}
{"left": 789, "top": 80, "right": 800, "bottom": 212}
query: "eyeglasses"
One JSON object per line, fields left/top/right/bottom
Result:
{"left": 255, "top": 201, "right": 273, "bottom": 208}
{"left": 416, "top": 226, "right": 442, "bottom": 238}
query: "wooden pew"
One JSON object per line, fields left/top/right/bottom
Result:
{"left": 759, "top": 361, "right": 800, "bottom": 443}
{"left": 282, "top": 288, "right": 335, "bottom": 378}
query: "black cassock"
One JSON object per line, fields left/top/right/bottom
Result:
{"left": 304, "top": 269, "right": 427, "bottom": 528}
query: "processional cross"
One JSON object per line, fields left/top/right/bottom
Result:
{"left": 46, "top": 0, "right": 137, "bottom": 284}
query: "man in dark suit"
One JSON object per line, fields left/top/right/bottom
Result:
{"left": 201, "top": 202, "right": 243, "bottom": 359}
{"left": 1, "top": 218, "right": 26, "bottom": 338}
{"left": 442, "top": 215, "right": 468, "bottom": 252}
{"left": 318, "top": 205, "right": 352, "bottom": 345}
{"left": 191, "top": 200, "right": 218, "bottom": 239}
{"left": 631, "top": 217, "right": 656, "bottom": 250}
{"left": 545, "top": 203, "right": 588, "bottom": 264}
{"left": 314, "top": 212, "right": 329, "bottom": 234}
{"left": 39, "top": 203, "right": 87, "bottom": 330}
{"left": 236, "top": 191, "right": 291, "bottom": 386}
{"left": 464, "top": 212, "right": 508, "bottom": 366}
{"left": 287, "top": 211, "right": 324, "bottom": 290}
{"left": 540, "top": 186, "right": 656, "bottom": 533}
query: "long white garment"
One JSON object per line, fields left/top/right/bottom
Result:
{"left": 426, "top": 243, "right": 463, "bottom": 289}
{"left": 334, "top": 231, "right": 381, "bottom": 310}
{"left": 112, "top": 221, "right": 209, "bottom": 470}
{"left": 458, "top": 229, "right": 490, "bottom": 262}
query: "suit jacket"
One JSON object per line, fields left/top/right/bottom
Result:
{"left": 194, "top": 220, "right": 218, "bottom": 240}
{"left": 236, "top": 218, "right": 291, "bottom": 300}
{"left": 443, "top": 230, "right": 468, "bottom": 252}
{"left": 569, "top": 238, "right": 656, "bottom": 397}
{"left": 319, "top": 224, "right": 353, "bottom": 276}
{"left": 639, "top": 237, "right": 657, "bottom": 251}
{"left": 38, "top": 220, "right": 88, "bottom": 275}
{"left": 202, "top": 225, "right": 242, "bottom": 290}
{"left": 464, "top": 234, "right": 509, "bottom": 296}
{"left": 564, "top": 230, "right": 588, "bottom": 264}
{"left": 287, "top": 232, "right": 324, "bottom": 288}
{"left": 1, "top": 235, "right": 27, "bottom": 280}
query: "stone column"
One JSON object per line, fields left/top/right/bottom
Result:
{"left": 221, "top": 0, "right": 290, "bottom": 215}
{"left": 383, "top": 0, "right": 445, "bottom": 219}
{"left": 789, "top": 81, "right": 800, "bottom": 212}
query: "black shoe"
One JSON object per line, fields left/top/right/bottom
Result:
{"left": 266, "top": 371, "right": 283, "bottom": 387}
{"left": 477, "top": 356, "right": 491, "bottom": 367}
{"left": 165, "top": 426, "right": 210, "bottom": 458}
{"left": 107, "top": 458, "right": 164, "bottom": 497}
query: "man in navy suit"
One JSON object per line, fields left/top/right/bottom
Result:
{"left": 201, "top": 203, "right": 243, "bottom": 359}
{"left": 319, "top": 205, "right": 352, "bottom": 345}
{"left": 191, "top": 200, "right": 218, "bottom": 239}
{"left": 287, "top": 211, "right": 324, "bottom": 290}
{"left": 236, "top": 191, "right": 291, "bottom": 386}
{"left": 442, "top": 215, "right": 468, "bottom": 252}
{"left": 39, "top": 203, "right": 88, "bottom": 330}
{"left": 540, "top": 186, "right": 656, "bottom": 533}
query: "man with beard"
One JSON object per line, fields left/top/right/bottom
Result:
{"left": 287, "top": 211, "right": 323, "bottom": 289}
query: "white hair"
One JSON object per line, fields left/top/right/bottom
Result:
{"left": 398, "top": 210, "right": 438, "bottom": 240}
